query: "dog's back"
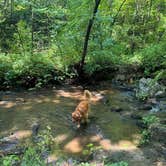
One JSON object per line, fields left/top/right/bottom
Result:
{"left": 72, "top": 90, "right": 91, "bottom": 126}
{"left": 75, "top": 100, "right": 89, "bottom": 115}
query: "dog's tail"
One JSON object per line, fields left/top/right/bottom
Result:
{"left": 84, "top": 90, "right": 91, "bottom": 101}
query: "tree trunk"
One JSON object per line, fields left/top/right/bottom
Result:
{"left": 109, "top": 0, "right": 126, "bottom": 39}
{"left": 111, "top": 0, "right": 127, "bottom": 26}
{"left": 78, "top": 0, "right": 101, "bottom": 77}
{"left": 3, "top": 0, "right": 9, "bottom": 15}
{"left": 16, "top": 28, "right": 26, "bottom": 55}
{"left": 10, "top": 0, "right": 14, "bottom": 19}
{"left": 30, "top": 4, "right": 34, "bottom": 55}
{"left": 148, "top": 0, "right": 153, "bottom": 19}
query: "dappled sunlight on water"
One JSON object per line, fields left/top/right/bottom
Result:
{"left": 63, "top": 134, "right": 139, "bottom": 154}
{"left": 53, "top": 134, "right": 68, "bottom": 144}
{"left": 0, "top": 86, "right": 141, "bottom": 156}
{"left": 7, "top": 130, "right": 32, "bottom": 140}
{"left": 64, "top": 137, "right": 85, "bottom": 153}
{"left": 0, "top": 101, "right": 16, "bottom": 108}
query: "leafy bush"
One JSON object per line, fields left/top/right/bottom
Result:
{"left": 0, "top": 155, "right": 19, "bottom": 166}
{"left": 85, "top": 52, "right": 120, "bottom": 75}
{"left": 0, "top": 126, "right": 54, "bottom": 166}
{"left": 107, "top": 161, "right": 128, "bottom": 166}
{"left": 0, "top": 54, "right": 12, "bottom": 85}
{"left": 139, "top": 115, "right": 159, "bottom": 146}
{"left": 0, "top": 53, "right": 68, "bottom": 89}
{"left": 37, "top": 126, "right": 54, "bottom": 151}
{"left": 141, "top": 41, "right": 166, "bottom": 75}
{"left": 77, "top": 161, "right": 128, "bottom": 166}
{"left": 82, "top": 143, "right": 101, "bottom": 157}
{"left": 21, "top": 147, "right": 45, "bottom": 166}
{"left": 142, "top": 115, "right": 159, "bottom": 128}
{"left": 135, "top": 78, "right": 165, "bottom": 101}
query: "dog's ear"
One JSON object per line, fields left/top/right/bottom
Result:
{"left": 72, "top": 113, "right": 76, "bottom": 122}
{"left": 72, "top": 115, "right": 75, "bottom": 121}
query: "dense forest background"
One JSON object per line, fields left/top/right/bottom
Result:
{"left": 0, "top": 0, "right": 165, "bottom": 89}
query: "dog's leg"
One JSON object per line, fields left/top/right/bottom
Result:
{"left": 83, "top": 113, "right": 88, "bottom": 124}
{"left": 77, "top": 122, "right": 80, "bottom": 128}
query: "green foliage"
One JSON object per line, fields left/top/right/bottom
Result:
{"left": 85, "top": 53, "right": 120, "bottom": 75}
{"left": 0, "top": 126, "right": 54, "bottom": 166}
{"left": 0, "top": 155, "right": 19, "bottom": 166}
{"left": 154, "top": 69, "right": 166, "bottom": 84}
{"left": 0, "top": 0, "right": 166, "bottom": 87}
{"left": 78, "top": 163, "right": 92, "bottom": 166}
{"left": 37, "top": 126, "right": 54, "bottom": 151}
{"left": 140, "top": 41, "right": 166, "bottom": 76}
{"left": 139, "top": 115, "right": 159, "bottom": 146}
{"left": 106, "top": 161, "right": 128, "bottom": 166}
{"left": 0, "top": 53, "right": 68, "bottom": 89}
{"left": 77, "top": 161, "right": 128, "bottom": 166}
{"left": 82, "top": 143, "right": 101, "bottom": 157}
{"left": 21, "top": 147, "right": 45, "bottom": 166}
{"left": 136, "top": 92, "right": 148, "bottom": 101}
{"left": 136, "top": 78, "right": 165, "bottom": 101}
{"left": 139, "top": 130, "right": 151, "bottom": 145}
{"left": 20, "top": 126, "right": 54, "bottom": 166}
{"left": 13, "top": 20, "right": 31, "bottom": 53}
{"left": 142, "top": 115, "right": 159, "bottom": 128}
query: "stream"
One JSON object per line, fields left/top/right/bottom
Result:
{"left": 0, "top": 84, "right": 165, "bottom": 165}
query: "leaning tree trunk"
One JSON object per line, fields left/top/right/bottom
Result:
{"left": 78, "top": 0, "right": 101, "bottom": 77}
{"left": 10, "top": 0, "right": 14, "bottom": 18}
{"left": 111, "top": 0, "right": 127, "bottom": 26}
{"left": 30, "top": 4, "right": 34, "bottom": 55}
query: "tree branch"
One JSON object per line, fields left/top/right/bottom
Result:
{"left": 79, "top": 0, "right": 101, "bottom": 76}
{"left": 111, "top": 0, "right": 127, "bottom": 26}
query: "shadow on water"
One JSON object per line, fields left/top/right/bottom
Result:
{"left": 0, "top": 85, "right": 141, "bottom": 157}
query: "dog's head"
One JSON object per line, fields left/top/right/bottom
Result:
{"left": 72, "top": 112, "right": 82, "bottom": 123}
{"left": 72, "top": 112, "right": 81, "bottom": 128}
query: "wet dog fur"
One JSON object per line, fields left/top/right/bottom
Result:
{"left": 72, "top": 90, "right": 91, "bottom": 128}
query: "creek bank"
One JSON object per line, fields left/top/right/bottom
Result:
{"left": 0, "top": 122, "right": 40, "bottom": 156}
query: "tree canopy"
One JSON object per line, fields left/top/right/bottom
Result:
{"left": 0, "top": 0, "right": 165, "bottom": 88}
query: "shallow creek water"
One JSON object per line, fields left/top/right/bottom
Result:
{"left": 0, "top": 85, "right": 141, "bottom": 159}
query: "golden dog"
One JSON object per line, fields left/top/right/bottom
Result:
{"left": 72, "top": 90, "right": 91, "bottom": 128}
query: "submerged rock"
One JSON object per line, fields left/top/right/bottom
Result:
{"left": 115, "top": 74, "right": 126, "bottom": 82}
{"left": 150, "top": 124, "right": 166, "bottom": 145}
{"left": 155, "top": 91, "right": 166, "bottom": 98}
{"left": 150, "top": 106, "right": 160, "bottom": 113}
{"left": 131, "top": 114, "right": 143, "bottom": 120}
{"left": 147, "top": 98, "right": 157, "bottom": 104}
{"left": 136, "top": 120, "right": 147, "bottom": 129}
{"left": 139, "top": 104, "right": 152, "bottom": 110}
{"left": 149, "top": 100, "right": 166, "bottom": 112}
{"left": 0, "top": 137, "right": 24, "bottom": 155}
{"left": 158, "top": 101, "right": 166, "bottom": 112}
{"left": 111, "top": 106, "right": 123, "bottom": 112}
{"left": 31, "top": 122, "right": 40, "bottom": 136}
